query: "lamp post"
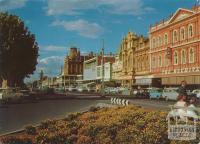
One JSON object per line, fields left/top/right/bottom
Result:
{"left": 101, "top": 40, "right": 105, "bottom": 97}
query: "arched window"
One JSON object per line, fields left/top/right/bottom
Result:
{"left": 159, "top": 55, "right": 162, "bottom": 67}
{"left": 189, "top": 48, "right": 194, "bottom": 63}
{"left": 188, "top": 24, "right": 193, "bottom": 38}
{"left": 156, "top": 37, "right": 159, "bottom": 47}
{"left": 174, "top": 51, "right": 178, "bottom": 65}
{"left": 164, "top": 33, "right": 168, "bottom": 45}
{"left": 159, "top": 36, "right": 162, "bottom": 47}
{"left": 152, "top": 38, "right": 156, "bottom": 48}
{"left": 173, "top": 30, "right": 178, "bottom": 42}
{"left": 181, "top": 50, "right": 186, "bottom": 64}
{"left": 180, "top": 27, "right": 185, "bottom": 40}
{"left": 165, "top": 54, "right": 168, "bottom": 66}
{"left": 152, "top": 57, "right": 156, "bottom": 68}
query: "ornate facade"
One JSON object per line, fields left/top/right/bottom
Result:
{"left": 149, "top": 6, "right": 200, "bottom": 86}
{"left": 117, "top": 32, "right": 150, "bottom": 87}
{"left": 134, "top": 37, "right": 151, "bottom": 86}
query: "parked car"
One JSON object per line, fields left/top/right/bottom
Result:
{"left": 192, "top": 89, "right": 200, "bottom": 99}
{"left": 135, "top": 89, "right": 149, "bottom": 99}
{"left": 0, "top": 88, "right": 4, "bottom": 99}
{"left": 20, "top": 90, "right": 30, "bottom": 97}
{"left": 2, "top": 88, "right": 23, "bottom": 100}
{"left": 87, "top": 87, "right": 96, "bottom": 93}
{"left": 68, "top": 86, "right": 77, "bottom": 92}
{"left": 77, "top": 86, "right": 88, "bottom": 92}
{"left": 149, "top": 88, "right": 163, "bottom": 99}
{"left": 162, "top": 88, "right": 179, "bottom": 101}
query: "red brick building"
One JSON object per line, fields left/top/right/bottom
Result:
{"left": 62, "top": 47, "right": 93, "bottom": 86}
{"left": 149, "top": 6, "right": 200, "bottom": 86}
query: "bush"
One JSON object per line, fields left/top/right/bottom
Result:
{"left": 0, "top": 135, "right": 33, "bottom": 144}
{"left": 2, "top": 105, "right": 200, "bottom": 144}
{"left": 88, "top": 106, "right": 100, "bottom": 112}
{"left": 24, "top": 125, "right": 37, "bottom": 135}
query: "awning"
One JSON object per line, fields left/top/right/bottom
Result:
{"left": 135, "top": 78, "right": 152, "bottom": 85}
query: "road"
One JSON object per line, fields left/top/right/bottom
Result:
{"left": 0, "top": 99, "right": 107, "bottom": 135}
{"left": 0, "top": 95, "right": 198, "bottom": 135}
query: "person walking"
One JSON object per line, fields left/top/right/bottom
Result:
{"left": 177, "top": 80, "right": 188, "bottom": 100}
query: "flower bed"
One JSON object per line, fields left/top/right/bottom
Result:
{"left": 1, "top": 105, "right": 199, "bottom": 144}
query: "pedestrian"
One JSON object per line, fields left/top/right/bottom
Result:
{"left": 177, "top": 80, "right": 188, "bottom": 101}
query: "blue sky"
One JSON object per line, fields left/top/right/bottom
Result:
{"left": 0, "top": 0, "right": 197, "bottom": 81}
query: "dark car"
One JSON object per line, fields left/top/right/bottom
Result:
{"left": 135, "top": 89, "right": 149, "bottom": 99}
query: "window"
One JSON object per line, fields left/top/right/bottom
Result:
{"left": 189, "top": 48, "right": 194, "bottom": 63}
{"left": 180, "top": 27, "right": 185, "bottom": 40}
{"left": 164, "top": 33, "right": 168, "bottom": 45}
{"left": 159, "top": 36, "right": 162, "bottom": 47}
{"left": 174, "top": 51, "right": 178, "bottom": 65}
{"left": 152, "top": 57, "right": 156, "bottom": 68}
{"left": 181, "top": 50, "right": 186, "bottom": 64}
{"left": 188, "top": 24, "right": 194, "bottom": 38}
{"left": 159, "top": 55, "right": 162, "bottom": 67}
{"left": 164, "top": 54, "right": 169, "bottom": 66}
{"left": 152, "top": 38, "right": 156, "bottom": 48}
{"left": 156, "top": 37, "right": 159, "bottom": 47}
{"left": 173, "top": 30, "right": 178, "bottom": 42}
{"left": 97, "top": 67, "right": 101, "bottom": 77}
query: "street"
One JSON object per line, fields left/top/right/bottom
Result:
{"left": 0, "top": 99, "right": 107, "bottom": 135}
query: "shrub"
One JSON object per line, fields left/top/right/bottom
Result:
{"left": 2, "top": 105, "right": 200, "bottom": 144}
{"left": 24, "top": 125, "right": 37, "bottom": 135}
{"left": 0, "top": 135, "right": 33, "bottom": 144}
{"left": 88, "top": 106, "right": 100, "bottom": 112}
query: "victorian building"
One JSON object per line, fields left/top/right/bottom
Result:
{"left": 112, "top": 55, "right": 123, "bottom": 85}
{"left": 149, "top": 6, "right": 200, "bottom": 87}
{"left": 61, "top": 47, "right": 93, "bottom": 87}
{"left": 134, "top": 37, "right": 151, "bottom": 86}
{"left": 118, "top": 32, "right": 151, "bottom": 87}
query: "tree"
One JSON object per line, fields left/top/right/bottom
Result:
{"left": 0, "top": 13, "right": 39, "bottom": 87}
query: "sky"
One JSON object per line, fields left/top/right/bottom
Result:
{"left": 0, "top": 0, "right": 197, "bottom": 81}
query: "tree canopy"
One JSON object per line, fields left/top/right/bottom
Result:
{"left": 0, "top": 13, "right": 39, "bottom": 87}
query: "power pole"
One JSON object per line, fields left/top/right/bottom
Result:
{"left": 101, "top": 40, "right": 105, "bottom": 96}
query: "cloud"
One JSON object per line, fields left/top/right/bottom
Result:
{"left": 51, "top": 19, "right": 104, "bottom": 39}
{"left": 46, "top": 0, "right": 154, "bottom": 16}
{"left": 0, "top": 0, "right": 28, "bottom": 11}
{"left": 42, "top": 45, "right": 66, "bottom": 52}
{"left": 37, "top": 56, "right": 64, "bottom": 76}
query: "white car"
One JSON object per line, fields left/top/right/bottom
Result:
{"left": 0, "top": 88, "right": 4, "bottom": 99}
{"left": 77, "top": 86, "right": 87, "bottom": 92}
{"left": 68, "top": 86, "right": 77, "bottom": 92}
{"left": 162, "top": 88, "right": 179, "bottom": 101}
{"left": 192, "top": 89, "right": 200, "bottom": 98}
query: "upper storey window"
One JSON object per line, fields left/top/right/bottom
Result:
{"left": 152, "top": 38, "right": 156, "bottom": 48}
{"left": 180, "top": 27, "right": 185, "bottom": 40}
{"left": 173, "top": 30, "right": 178, "bottom": 43}
{"left": 158, "top": 36, "right": 162, "bottom": 47}
{"left": 174, "top": 51, "right": 178, "bottom": 65}
{"left": 164, "top": 33, "right": 168, "bottom": 45}
{"left": 188, "top": 24, "right": 194, "bottom": 38}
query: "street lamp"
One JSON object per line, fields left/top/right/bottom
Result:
{"left": 101, "top": 40, "right": 105, "bottom": 97}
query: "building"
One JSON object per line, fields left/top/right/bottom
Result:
{"left": 112, "top": 55, "right": 123, "bottom": 85}
{"left": 83, "top": 55, "right": 115, "bottom": 84}
{"left": 62, "top": 47, "right": 93, "bottom": 87}
{"left": 118, "top": 31, "right": 151, "bottom": 87}
{"left": 120, "top": 32, "right": 136, "bottom": 87}
{"left": 149, "top": 6, "right": 200, "bottom": 87}
{"left": 134, "top": 37, "right": 151, "bottom": 86}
